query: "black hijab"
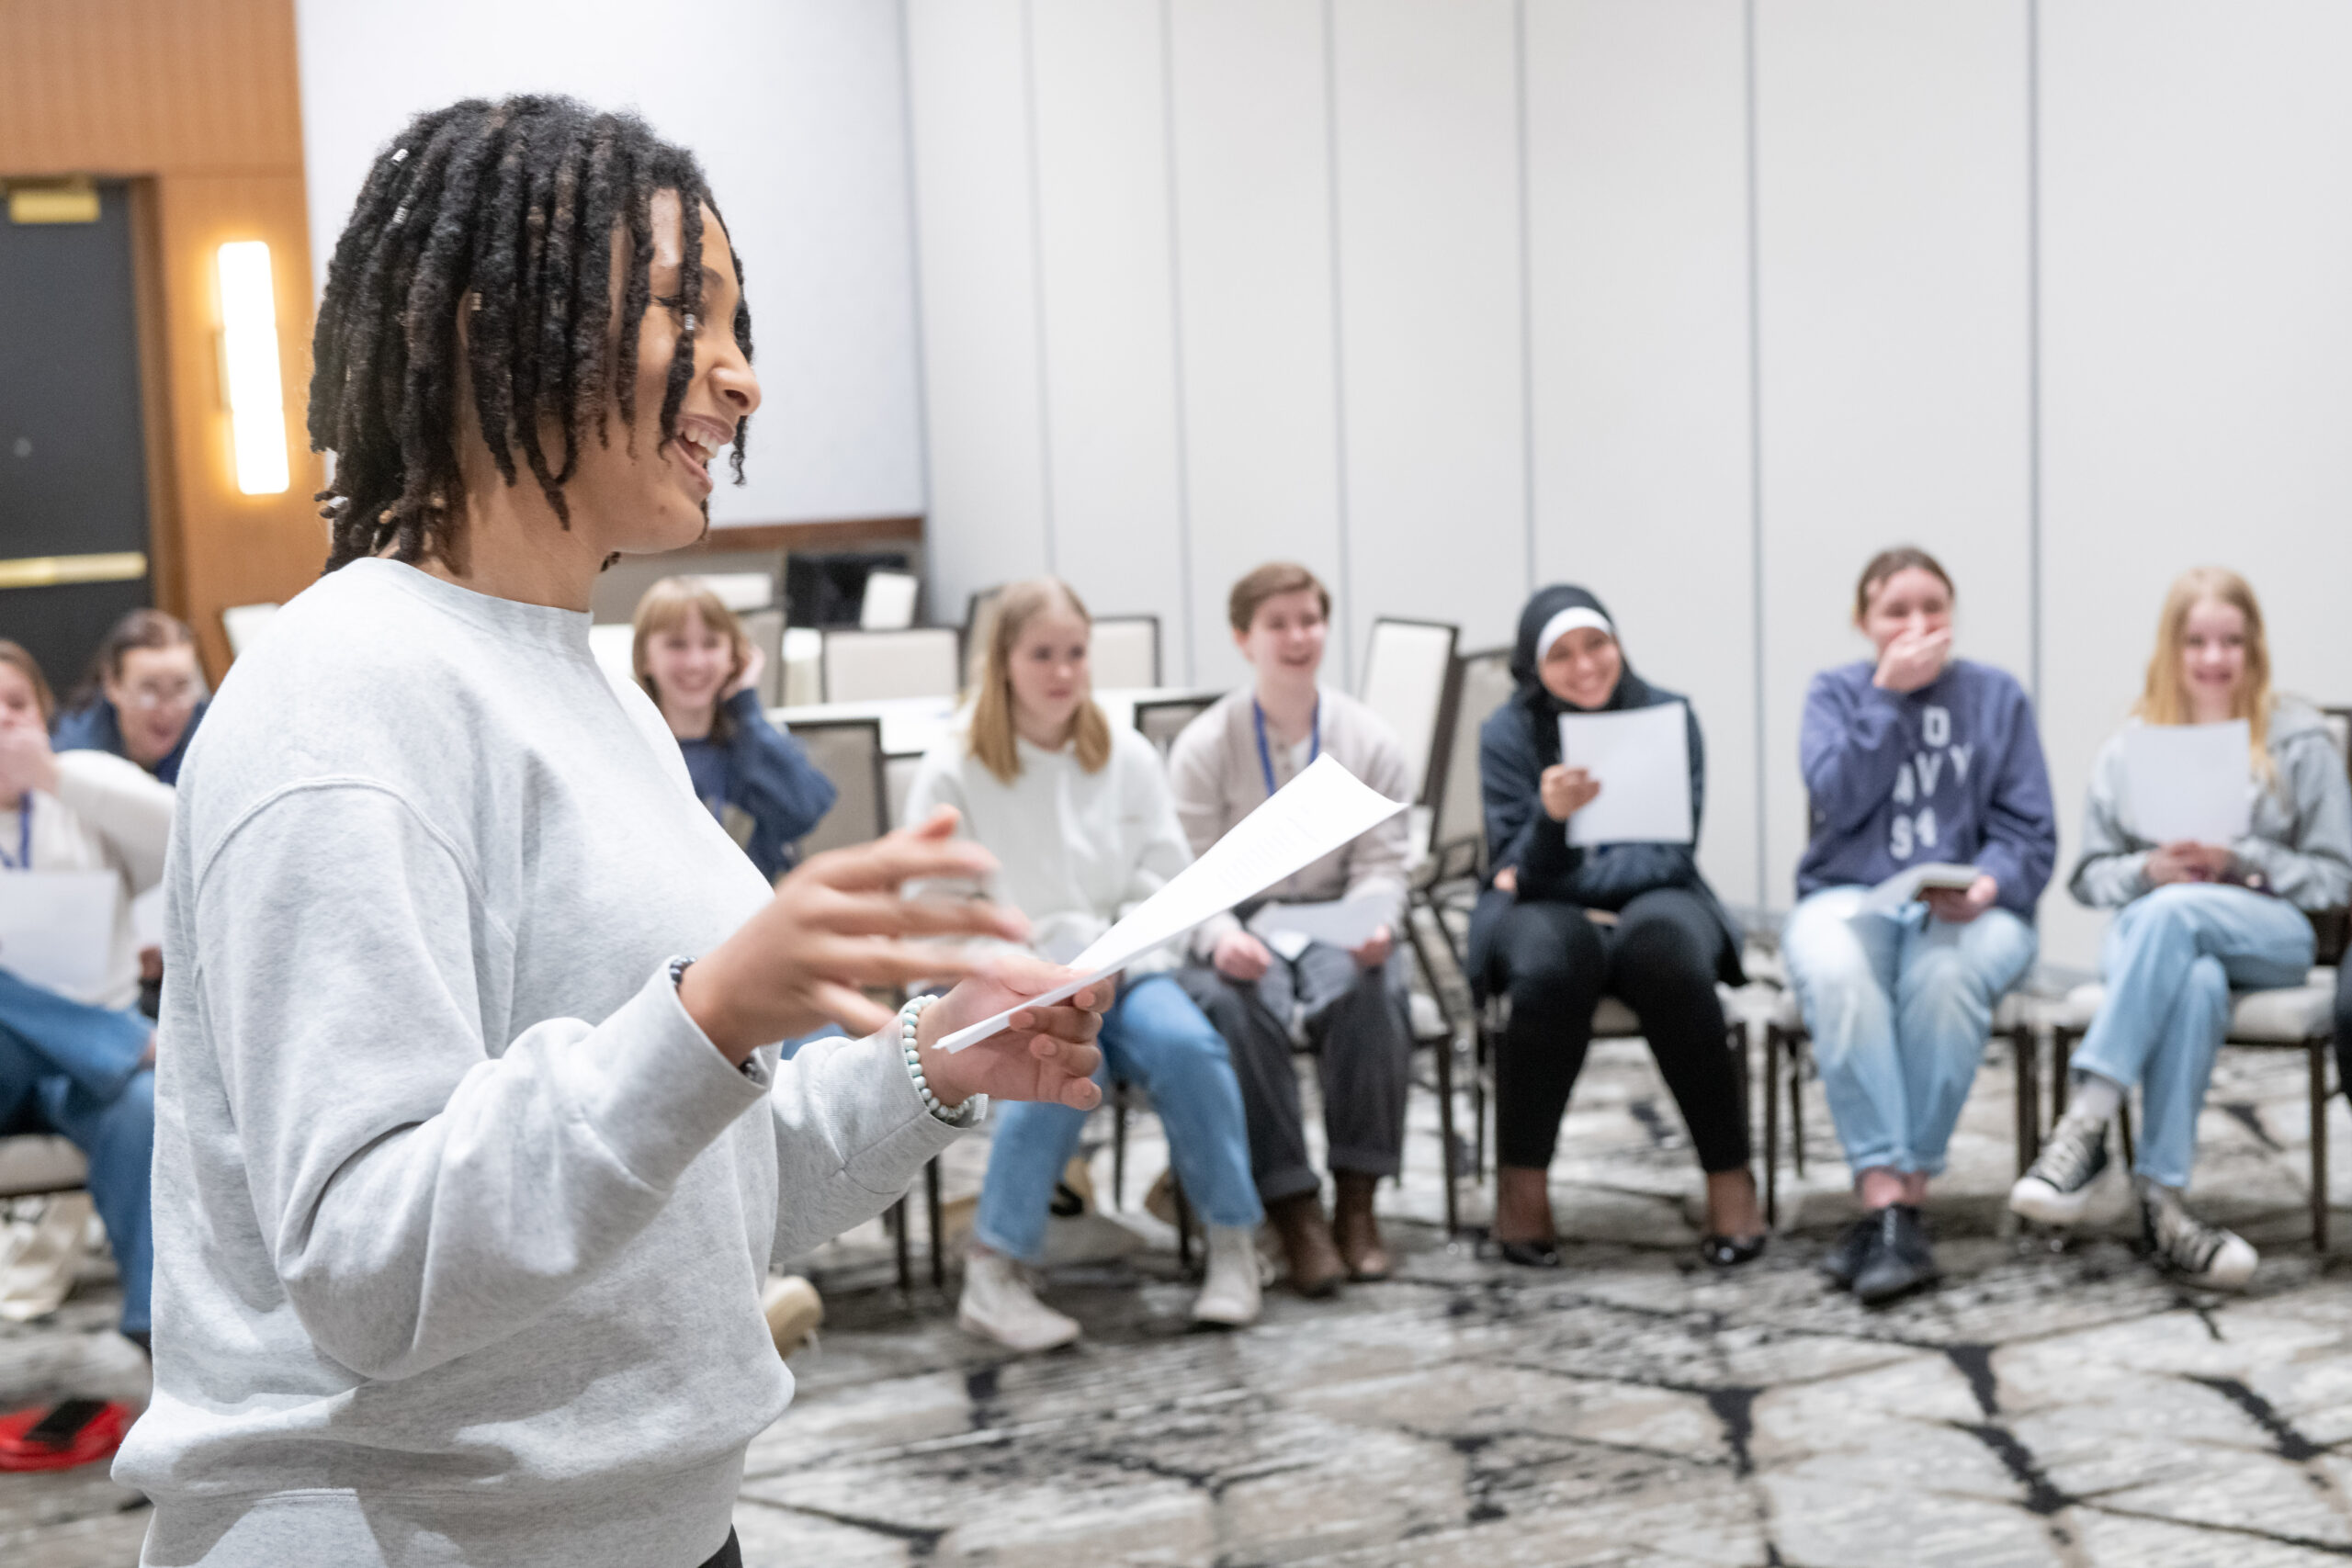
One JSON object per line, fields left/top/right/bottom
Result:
{"left": 1510, "top": 584, "right": 1657, "bottom": 766}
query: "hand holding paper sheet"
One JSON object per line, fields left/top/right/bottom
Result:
{"left": 1861, "top": 862, "right": 1982, "bottom": 916}
{"left": 1556, "top": 703, "right": 1693, "bottom": 847}
{"left": 0, "top": 871, "right": 119, "bottom": 1002}
{"left": 1247, "top": 887, "right": 1393, "bottom": 952}
{"left": 935, "top": 754, "right": 1408, "bottom": 1052}
{"left": 2122, "top": 720, "right": 2251, "bottom": 844}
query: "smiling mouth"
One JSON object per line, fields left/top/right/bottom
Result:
{"left": 670, "top": 418, "right": 732, "bottom": 490}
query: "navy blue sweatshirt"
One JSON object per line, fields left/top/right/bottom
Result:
{"left": 1794, "top": 658, "right": 2057, "bottom": 918}
{"left": 675, "top": 688, "right": 838, "bottom": 884}
{"left": 51, "top": 696, "right": 207, "bottom": 784}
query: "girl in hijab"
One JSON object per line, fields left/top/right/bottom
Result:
{"left": 1470, "top": 586, "right": 1761, "bottom": 1269}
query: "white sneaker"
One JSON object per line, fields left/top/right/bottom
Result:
{"left": 1191, "top": 1225, "right": 1262, "bottom": 1328}
{"left": 2141, "top": 1186, "right": 2257, "bottom": 1292}
{"left": 957, "top": 1249, "right": 1080, "bottom": 1352}
{"left": 2008, "top": 1111, "right": 2110, "bottom": 1227}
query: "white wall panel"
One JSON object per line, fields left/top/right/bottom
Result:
{"left": 1030, "top": 0, "right": 1193, "bottom": 678}
{"left": 2038, "top": 0, "right": 2352, "bottom": 969}
{"left": 1754, "top": 1, "right": 2033, "bottom": 911}
{"left": 296, "top": 0, "right": 925, "bottom": 527}
{"left": 1525, "top": 0, "right": 1757, "bottom": 907}
{"left": 903, "top": 0, "right": 1052, "bottom": 628}
{"left": 1168, "top": 0, "right": 1348, "bottom": 692}
{"left": 1329, "top": 0, "right": 1525, "bottom": 670}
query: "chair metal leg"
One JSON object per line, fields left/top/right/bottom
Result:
{"left": 2013, "top": 1025, "right": 2041, "bottom": 1178}
{"left": 1788, "top": 1032, "right": 1807, "bottom": 1179}
{"left": 1762, "top": 1025, "right": 1782, "bottom": 1227}
{"left": 1472, "top": 1018, "right": 1492, "bottom": 1181}
{"left": 924, "top": 1157, "right": 945, "bottom": 1290}
{"left": 1433, "top": 1014, "right": 1461, "bottom": 1236}
{"left": 2052, "top": 1030, "right": 2075, "bottom": 1122}
{"left": 1174, "top": 1179, "right": 1195, "bottom": 1276}
{"left": 2311, "top": 1041, "right": 2330, "bottom": 1254}
{"left": 2116, "top": 1099, "right": 2135, "bottom": 1171}
{"left": 1113, "top": 1100, "right": 1127, "bottom": 1210}
{"left": 891, "top": 1195, "right": 912, "bottom": 1293}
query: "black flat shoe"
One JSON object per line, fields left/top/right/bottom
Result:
{"left": 1700, "top": 1233, "right": 1769, "bottom": 1269}
{"left": 1496, "top": 1238, "right": 1562, "bottom": 1269}
{"left": 1853, "top": 1204, "right": 1939, "bottom": 1306}
{"left": 1820, "top": 1216, "right": 1877, "bottom": 1290}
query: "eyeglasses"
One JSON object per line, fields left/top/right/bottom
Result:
{"left": 124, "top": 680, "right": 200, "bottom": 712}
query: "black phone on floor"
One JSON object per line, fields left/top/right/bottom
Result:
{"left": 22, "top": 1398, "right": 107, "bottom": 1450}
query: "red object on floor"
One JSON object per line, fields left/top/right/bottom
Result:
{"left": 0, "top": 1401, "right": 132, "bottom": 1472}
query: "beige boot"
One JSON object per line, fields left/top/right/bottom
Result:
{"left": 1332, "top": 1172, "right": 1393, "bottom": 1281}
{"left": 761, "top": 1275, "right": 824, "bottom": 1359}
{"left": 1267, "top": 1190, "right": 1346, "bottom": 1299}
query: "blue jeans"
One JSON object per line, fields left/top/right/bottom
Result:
{"left": 0, "top": 970, "right": 154, "bottom": 1334}
{"left": 972, "top": 973, "right": 1262, "bottom": 1263}
{"left": 1782, "top": 886, "right": 2038, "bottom": 1179}
{"left": 2074, "top": 883, "right": 2312, "bottom": 1190}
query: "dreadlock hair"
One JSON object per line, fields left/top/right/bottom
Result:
{"left": 311, "top": 96, "right": 754, "bottom": 570}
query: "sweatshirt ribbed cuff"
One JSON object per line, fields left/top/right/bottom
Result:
{"left": 568, "top": 967, "right": 771, "bottom": 1189}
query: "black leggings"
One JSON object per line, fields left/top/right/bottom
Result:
{"left": 1487, "top": 886, "right": 1748, "bottom": 1173}
{"left": 697, "top": 1529, "right": 741, "bottom": 1568}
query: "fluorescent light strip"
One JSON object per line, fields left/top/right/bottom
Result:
{"left": 218, "top": 241, "right": 289, "bottom": 496}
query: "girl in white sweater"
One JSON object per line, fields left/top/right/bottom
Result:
{"left": 909, "top": 580, "right": 1263, "bottom": 1350}
{"left": 0, "top": 639, "right": 170, "bottom": 1348}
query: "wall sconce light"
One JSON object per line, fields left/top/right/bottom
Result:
{"left": 217, "top": 240, "right": 289, "bottom": 496}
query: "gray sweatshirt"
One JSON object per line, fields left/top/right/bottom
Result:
{"left": 2070, "top": 697, "right": 2352, "bottom": 911}
{"left": 114, "top": 559, "right": 961, "bottom": 1568}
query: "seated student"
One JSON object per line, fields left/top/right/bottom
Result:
{"left": 2011, "top": 568, "right": 2352, "bottom": 1289}
{"left": 0, "top": 638, "right": 169, "bottom": 1350}
{"left": 1168, "top": 562, "right": 1414, "bottom": 1295}
{"left": 1473, "top": 586, "right": 1760, "bottom": 1269}
{"left": 910, "top": 579, "right": 1262, "bottom": 1350}
{"left": 51, "top": 608, "right": 208, "bottom": 784}
{"left": 632, "top": 577, "right": 835, "bottom": 883}
{"left": 1781, "top": 547, "right": 2055, "bottom": 1304}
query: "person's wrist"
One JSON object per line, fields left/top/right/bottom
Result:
{"left": 676, "top": 954, "right": 762, "bottom": 1065}
{"left": 911, "top": 1000, "right": 972, "bottom": 1108}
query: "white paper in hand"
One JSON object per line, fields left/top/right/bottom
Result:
{"left": 935, "top": 755, "right": 1408, "bottom": 1051}
{"left": 1556, "top": 703, "right": 1693, "bottom": 847}
{"left": 0, "top": 871, "right": 119, "bottom": 1002}
{"left": 1861, "top": 862, "right": 1982, "bottom": 916}
{"left": 1248, "top": 887, "right": 1393, "bottom": 951}
{"left": 2122, "top": 720, "right": 2251, "bottom": 844}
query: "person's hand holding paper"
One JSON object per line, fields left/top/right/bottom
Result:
{"left": 935, "top": 755, "right": 1408, "bottom": 1052}
{"left": 2123, "top": 720, "right": 2251, "bottom": 886}
{"left": 1554, "top": 703, "right": 1693, "bottom": 846}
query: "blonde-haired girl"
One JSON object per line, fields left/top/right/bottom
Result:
{"left": 2011, "top": 568, "right": 2352, "bottom": 1288}
{"left": 632, "top": 576, "right": 835, "bottom": 882}
{"left": 904, "top": 578, "right": 1262, "bottom": 1349}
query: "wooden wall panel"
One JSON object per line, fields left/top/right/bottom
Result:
{"left": 1, "top": 0, "right": 319, "bottom": 674}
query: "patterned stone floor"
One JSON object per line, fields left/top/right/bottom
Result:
{"left": 7, "top": 1028, "right": 2350, "bottom": 1566}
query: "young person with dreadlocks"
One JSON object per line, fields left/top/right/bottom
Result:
{"left": 111, "top": 97, "right": 1107, "bottom": 1568}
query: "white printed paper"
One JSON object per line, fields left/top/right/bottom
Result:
{"left": 1556, "top": 703, "right": 1694, "bottom": 847}
{"left": 936, "top": 754, "right": 1408, "bottom": 1052}
{"left": 2123, "top": 720, "right": 2251, "bottom": 845}
{"left": 1862, "top": 862, "right": 1982, "bottom": 916}
{"left": 0, "top": 872, "right": 119, "bottom": 1001}
{"left": 1248, "top": 887, "right": 1394, "bottom": 952}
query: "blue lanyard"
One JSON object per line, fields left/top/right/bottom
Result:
{"left": 0, "top": 796, "right": 27, "bottom": 871}
{"left": 1251, "top": 696, "right": 1319, "bottom": 798}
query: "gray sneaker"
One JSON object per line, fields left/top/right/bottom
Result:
{"left": 2141, "top": 1187, "right": 2256, "bottom": 1292}
{"left": 2008, "top": 1111, "right": 2109, "bottom": 1226}
{"left": 1853, "top": 1205, "right": 1939, "bottom": 1306}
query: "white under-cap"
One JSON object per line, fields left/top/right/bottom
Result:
{"left": 1537, "top": 604, "right": 1614, "bottom": 661}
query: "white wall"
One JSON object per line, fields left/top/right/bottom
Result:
{"left": 294, "top": 0, "right": 926, "bottom": 527}
{"left": 907, "top": 0, "right": 2352, "bottom": 959}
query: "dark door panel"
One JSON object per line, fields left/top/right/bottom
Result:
{"left": 0, "top": 180, "right": 154, "bottom": 694}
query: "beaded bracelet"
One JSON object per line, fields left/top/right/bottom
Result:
{"left": 899, "top": 995, "right": 984, "bottom": 1128}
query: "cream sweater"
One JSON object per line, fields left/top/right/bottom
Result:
{"left": 2, "top": 749, "right": 175, "bottom": 1010}
{"left": 903, "top": 720, "right": 1193, "bottom": 968}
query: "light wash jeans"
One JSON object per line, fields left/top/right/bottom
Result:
{"left": 972, "top": 973, "right": 1263, "bottom": 1263}
{"left": 2074, "top": 883, "right": 2312, "bottom": 1190}
{"left": 0, "top": 970, "right": 154, "bottom": 1335}
{"left": 1782, "top": 886, "right": 2038, "bottom": 1179}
